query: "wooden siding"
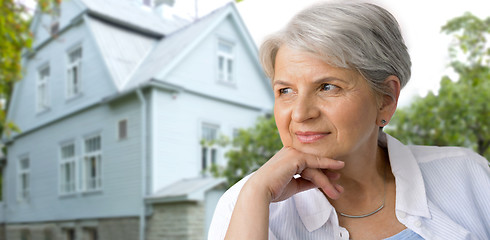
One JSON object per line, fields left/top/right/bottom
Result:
{"left": 4, "top": 95, "right": 143, "bottom": 223}
{"left": 8, "top": 19, "right": 118, "bottom": 138}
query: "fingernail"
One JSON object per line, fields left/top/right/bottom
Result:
{"left": 337, "top": 160, "right": 345, "bottom": 166}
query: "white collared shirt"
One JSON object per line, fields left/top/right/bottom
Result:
{"left": 208, "top": 133, "right": 490, "bottom": 240}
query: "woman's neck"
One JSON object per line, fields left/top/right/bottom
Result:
{"left": 328, "top": 144, "right": 390, "bottom": 212}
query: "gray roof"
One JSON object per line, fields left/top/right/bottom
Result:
{"left": 81, "top": 0, "right": 190, "bottom": 36}
{"left": 146, "top": 177, "right": 226, "bottom": 203}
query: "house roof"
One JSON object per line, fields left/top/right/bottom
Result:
{"left": 80, "top": 0, "right": 190, "bottom": 36}
{"left": 145, "top": 177, "right": 227, "bottom": 203}
{"left": 123, "top": 3, "right": 230, "bottom": 90}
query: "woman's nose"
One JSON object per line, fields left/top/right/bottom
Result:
{"left": 291, "top": 94, "right": 320, "bottom": 122}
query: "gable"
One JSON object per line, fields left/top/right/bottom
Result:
{"left": 86, "top": 17, "right": 157, "bottom": 90}
{"left": 125, "top": 3, "right": 273, "bottom": 111}
{"left": 164, "top": 15, "right": 274, "bottom": 110}
{"left": 30, "top": 0, "right": 86, "bottom": 49}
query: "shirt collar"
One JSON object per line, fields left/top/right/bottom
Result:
{"left": 293, "top": 133, "right": 431, "bottom": 232}
{"left": 383, "top": 133, "right": 431, "bottom": 219}
{"left": 293, "top": 188, "right": 336, "bottom": 232}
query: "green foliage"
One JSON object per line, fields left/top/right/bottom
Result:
{"left": 0, "top": 0, "right": 58, "bottom": 137}
{"left": 209, "top": 116, "right": 282, "bottom": 187}
{"left": 387, "top": 12, "right": 490, "bottom": 160}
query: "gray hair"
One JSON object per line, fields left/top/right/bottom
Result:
{"left": 260, "top": 1, "right": 411, "bottom": 98}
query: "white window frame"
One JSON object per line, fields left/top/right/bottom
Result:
{"left": 59, "top": 142, "right": 77, "bottom": 195}
{"left": 201, "top": 123, "right": 219, "bottom": 171}
{"left": 66, "top": 46, "right": 82, "bottom": 99}
{"left": 217, "top": 40, "right": 235, "bottom": 83}
{"left": 17, "top": 156, "right": 30, "bottom": 202}
{"left": 37, "top": 65, "right": 50, "bottom": 112}
{"left": 82, "top": 135, "right": 102, "bottom": 192}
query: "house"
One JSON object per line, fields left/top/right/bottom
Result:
{"left": 0, "top": 0, "right": 274, "bottom": 239}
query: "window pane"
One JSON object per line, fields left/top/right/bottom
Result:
{"left": 62, "top": 144, "right": 75, "bottom": 158}
{"left": 218, "top": 42, "right": 233, "bottom": 54}
{"left": 40, "top": 67, "right": 50, "bottom": 79}
{"left": 20, "top": 158, "right": 29, "bottom": 170}
{"left": 85, "top": 136, "right": 101, "bottom": 153}
{"left": 73, "top": 66, "right": 79, "bottom": 94}
{"left": 90, "top": 157, "right": 97, "bottom": 178}
{"left": 227, "top": 59, "right": 233, "bottom": 82}
{"left": 211, "top": 149, "right": 217, "bottom": 165}
{"left": 202, "top": 125, "right": 217, "bottom": 141}
{"left": 69, "top": 48, "right": 82, "bottom": 63}
{"left": 202, "top": 147, "right": 208, "bottom": 170}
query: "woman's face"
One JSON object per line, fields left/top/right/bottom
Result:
{"left": 273, "top": 46, "right": 382, "bottom": 160}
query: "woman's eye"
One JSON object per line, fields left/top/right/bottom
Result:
{"left": 279, "top": 88, "right": 293, "bottom": 95}
{"left": 321, "top": 83, "right": 338, "bottom": 91}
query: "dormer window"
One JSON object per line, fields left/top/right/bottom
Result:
{"left": 66, "top": 46, "right": 82, "bottom": 99}
{"left": 50, "top": 3, "right": 61, "bottom": 35}
{"left": 217, "top": 40, "right": 235, "bottom": 83}
{"left": 37, "top": 65, "right": 50, "bottom": 112}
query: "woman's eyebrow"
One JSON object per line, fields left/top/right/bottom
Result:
{"left": 313, "top": 77, "right": 348, "bottom": 84}
{"left": 272, "top": 80, "right": 289, "bottom": 87}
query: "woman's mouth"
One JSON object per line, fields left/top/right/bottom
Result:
{"left": 295, "top": 131, "right": 330, "bottom": 143}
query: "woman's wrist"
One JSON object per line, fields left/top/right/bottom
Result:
{"left": 242, "top": 175, "right": 274, "bottom": 203}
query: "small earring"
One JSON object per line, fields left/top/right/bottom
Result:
{"left": 381, "top": 119, "right": 387, "bottom": 125}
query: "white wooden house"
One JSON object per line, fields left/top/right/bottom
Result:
{"left": 0, "top": 0, "right": 273, "bottom": 239}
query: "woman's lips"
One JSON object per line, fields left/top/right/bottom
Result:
{"left": 295, "top": 131, "right": 330, "bottom": 143}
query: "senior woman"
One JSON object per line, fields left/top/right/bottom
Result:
{"left": 209, "top": 2, "right": 490, "bottom": 240}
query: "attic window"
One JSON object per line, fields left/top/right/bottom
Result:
{"left": 217, "top": 40, "right": 235, "bottom": 83}
{"left": 50, "top": 3, "right": 61, "bottom": 35}
{"left": 37, "top": 65, "right": 50, "bottom": 112}
{"left": 66, "top": 46, "right": 82, "bottom": 99}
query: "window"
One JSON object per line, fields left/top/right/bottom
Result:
{"left": 64, "top": 228, "right": 76, "bottom": 240}
{"left": 67, "top": 47, "right": 82, "bottom": 99}
{"left": 18, "top": 157, "right": 30, "bottom": 201}
{"left": 118, "top": 119, "right": 128, "bottom": 140}
{"left": 44, "top": 229, "right": 54, "bottom": 240}
{"left": 83, "top": 135, "right": 102, "bottom": 191}
{"left": 83, "top": 228, "right": 98, "bottom": 240}
{"left": 217, "top": 40, "right": 234, "bottom": 83}
{"left": 201, "top": 124, "right": 219, "bottom": 171}
{"left": 50, "top": 3, "right": 60, "bottom": 35}
{"left": 21, "top": 229, "right": 31, "bottom": 240}
{"left": 60, "top": 143, "right": 76, "bottom": 194}
{"left": 37, "top": 66, "right": 49, "bottom": 112}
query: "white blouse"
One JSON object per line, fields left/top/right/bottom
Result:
{"left": 208, "top": 133, "right": 490, "bottom": 240}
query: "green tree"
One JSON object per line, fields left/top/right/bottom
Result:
{"left": 209, "top": 116, "right": 282, "bottom": 186}
{"left": 387, "top": 13, "right": 490, "bottom": 160}
{"left": 0, "top": 0, "right": 57, "bottom": 137}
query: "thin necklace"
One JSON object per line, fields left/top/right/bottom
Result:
{"left": 338, "top": 165, "right": 387, "bottom": 218}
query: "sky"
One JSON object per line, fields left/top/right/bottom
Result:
{"left": 171, "top": 0, "right": 489, "bottom": 107}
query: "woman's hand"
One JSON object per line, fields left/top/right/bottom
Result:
{"left": 224, "top": 146, "right": 344, "bottom": 240}
{"left": 248, "top": 146, "right": 345, "bottom": 202}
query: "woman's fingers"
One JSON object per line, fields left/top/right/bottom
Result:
{"left": 255, "top": 147, "right": 345, "bottom": 202}
{"left": 293, "top": 151, "right": 345, "bottom": 175}
{"left": 299, "top": 168, "right": 342, "bottom": 200}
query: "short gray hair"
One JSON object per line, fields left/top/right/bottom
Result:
{"left": 260, "top": 1, "right": 411, "bottom": 98}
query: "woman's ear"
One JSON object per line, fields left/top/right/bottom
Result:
{"left": 377, "top": 75, "right": 401, "bottom": 127}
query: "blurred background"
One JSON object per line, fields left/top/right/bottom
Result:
{"left": 1, "top": 0, "right": 488, "bottom": 239}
